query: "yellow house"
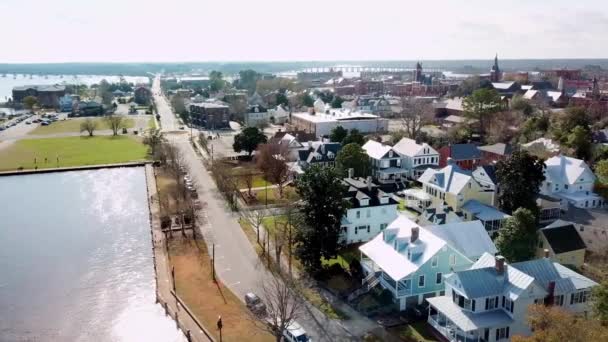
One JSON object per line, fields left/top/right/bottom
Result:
{"left": 417, "top": 159, "right": 495, "bottom": 212}
{"left": 537, "top": 220, "right": 586, "bottom": 268}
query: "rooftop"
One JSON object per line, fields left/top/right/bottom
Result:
{"left": 426, "top": 220, "right": 497, "bottom": 260}
{"left": 292, "top": 109, "right": 380, "bottom": 123}
{"left": 13, "top": 84, "right": 66, "bottom": 92}
{"left": 427, "top": 296, "right": 514, "bottom": 332}
{"left": 461, "top": 200, "right": 510, "bottom": 222}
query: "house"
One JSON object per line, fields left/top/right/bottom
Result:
{"left": 541, "top": 155, "right": 605, "bottom": 209}
{"left": 12, "top": 84, "right": 66, "bottom": 108}
{"left": 478, "top": 143, "right": 513, "bottom": 166}
{"left": 267, "top": 104, "right": 289, "bottom": 124}
{"left": 189, "top": 102, "right": 230, "bottom": 129}
{"left": 243, "top": 105, "right": 269, "bottom": 127}
{"left": 359, "top": 216, "right": 494, "bottom": 311}
{"left": 537, "top": 220, "right": 586, "bottom": 268}
{"left": 341, "top": 177, "right": 399, "bottom": 244}
{"left": 290, "top": 109, "right": 388, "bottom": 138}
{"left": 438, "top": 144, "right": 481, "bottom": 170}
{"left": 490, "top": 82, "right": 521, "bottom": 97}
{"left": 76, "top": 101, "right": 104, "bottom": 116}
{"left": 418, "top": 205, "right": 463, "bottom": 226}
{"left": 461, "top": 200, "right": 510, "bottom": 237}
{"left": 58, "top": 94, "right": 75, "bottom": 112}
{"left": 471, "top": 165, "right": 498, "bottom": 205}
{"left": 134, "top": 86, "right": 152, "bottom": 105}
{"left": 393, "top": 138, "right": 439, "bottom": 179}
{"left": 292, "top": 141, "right": 341, "bottom": 175}
{"left": 426, "top": 221, "right": 497, "bottom": 261}
{"left": 418, "top": 159, "right": 496, "bottom": 213}
{"left": 427, "top": 253, "right": 597, "bottom": 342}
{"left": 362, "top": 140, "right": 408, "bottom": 184}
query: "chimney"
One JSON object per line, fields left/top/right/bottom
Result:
{"left": 545, "top": 281, "right": 556, "bottom": 306}
{"left": 446, "top": 157, "right": 454, "bottom": 166}
{"left": 495, "top": 256, "right": 505, "bottom": 275}
{"left": 411, "top": 227, "right": 419, "bottom": 243}
{"left": 366, "top": 176, "right": 372, "bottom": 191}
{"left": 348, "top": 168, "right": 354, "bottom": 179}
{"left": 543, "top": 249, "right": 550, "bottom": 258}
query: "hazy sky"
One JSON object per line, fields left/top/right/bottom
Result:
{"left": 1, "top": 0, "right": 607, "bottom": 62}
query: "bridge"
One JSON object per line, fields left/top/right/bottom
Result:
{"left": 298, "top": 66, "right": 445, "bottom": 74}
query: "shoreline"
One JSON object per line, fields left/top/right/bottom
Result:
{"left": 0, "top": 160, "right": 151, "bottom": 176}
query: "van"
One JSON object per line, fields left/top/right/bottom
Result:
{"left": 282, "top": 321, "right": 311, "bottom": 342}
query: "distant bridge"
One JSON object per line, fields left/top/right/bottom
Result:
{"left": 298, "top": 66, "right": 445, "bottom": 73}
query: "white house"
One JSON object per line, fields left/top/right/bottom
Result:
{"left": 268, "top": 105, "right": 289, "bottom": 124}
{"left": 362, "top": 140, "right": 408, "bottom": 184}
{"left": 359, "top": 216, "right": 497, "bottom": 311}
{"left": 427, "top": 253, "right": 597, "bottom": 342}
{"left": 392, "top": 138, "right": 439, "bottom": 179}
{"left": 541, "top": 155, "right": 605, "bottom": 209}
{"left": 341, "top": 177, "right": 399, "bottom": 244}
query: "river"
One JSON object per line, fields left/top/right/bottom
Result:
{"left": 0, "top": 74, "right": 150, "bottom": 102}
{"left": 0, "top": 167, "right": 185, "bottom": 342}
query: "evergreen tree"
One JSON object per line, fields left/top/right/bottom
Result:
{"left": 330, "top": 125, "right": 348, "bottom": 143}
{"left": 233, "top": 127, "right": 267, "bottom": 157}
{"left": 336, "top": 143, "right": 370, "bottom": 177}
{"left": 495, "top": 208, "right": 538, "bottom": 262}
{"left": 496, "top": 150, "right": 545, "bottom": 215}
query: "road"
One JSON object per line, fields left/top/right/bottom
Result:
{"left": 152, "top": 76, "right": 180, "bottom": 132}
{"left": 153, "top": 75, "right": 376, "bottom": 341}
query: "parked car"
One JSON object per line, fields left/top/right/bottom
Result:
{"left": 282, "top": 321, "right": 311, "bottom": 342}
{"left": 245, "top": 292, "right": 267, "bottom": 316}
{"left": 25, "top": 120, "right": 31, "bottom": 124}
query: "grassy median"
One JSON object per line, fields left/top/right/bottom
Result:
{"left": 0, "top": 135, "right": 149, "bottom": 171}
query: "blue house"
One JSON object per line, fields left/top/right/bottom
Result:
{"left": 58, "top": 95, "right": 75, "bottom": 112}
{"left": 358, "top": 216, "right": 497, "bottom": 310}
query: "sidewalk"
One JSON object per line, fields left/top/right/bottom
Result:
{"left": 146, "top": 164, "right": 215, "bottom": 342}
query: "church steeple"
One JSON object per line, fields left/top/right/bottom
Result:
{"left": 414, "top": 61, "right": 423, "bottom": 82}
{"left": 592, "top": 77, "right": 600, "bottom": 100}
{"left": 490, "top": 54, "right": 501, "bottom": 82}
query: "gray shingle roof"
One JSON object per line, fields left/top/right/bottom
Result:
{"left": 450, "top": 144, "right": 481, "bottom": 160}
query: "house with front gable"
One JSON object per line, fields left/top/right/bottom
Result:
{"left": 358, "top": 216, "right": 493, "bottom": 311}
{"left": 362, "top": 140, "right": 408, "bottom": 184}
{"left": 418, "top": 159, "right": 496, "bottom": 214}
{"left": 541, "top": 155, "right": 606, "bottom": 209}
{"left": 393, "top": 137, "right": 440, "bottom": 180}
{"left": 426, "top": 253, "right": 597, "bottom": 342}
{"left": 341, "top": 176, "right": 399, "bottom": 244}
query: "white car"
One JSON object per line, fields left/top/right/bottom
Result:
{"left": 282, "top": 321, "right": 311, "bottom": 342}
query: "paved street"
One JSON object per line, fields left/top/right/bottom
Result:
{"left": 153, "top": 77, "right": 377, "bottom": 341}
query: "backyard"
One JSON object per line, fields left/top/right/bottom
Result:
{"left": 0, "top": 136, "right": 149, "bottom": 171}
{"left": 28, "top": 117, "right": 135, "bottom": 135}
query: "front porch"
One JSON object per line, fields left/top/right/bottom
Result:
{"left": 377, "top": 167, "right": 408, "bottom": 184}
{"left": 361, "top": 256, "right": 413, "bottom": 304}
{"left": 426, "top": 296, "right": 513, "bottom": 342}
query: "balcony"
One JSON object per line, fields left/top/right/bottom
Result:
{"left": 428, "top": 314, "right": 486, "bottom": 342}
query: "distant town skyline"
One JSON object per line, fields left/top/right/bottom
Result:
{"left": 1, "top": 0, "right": 607, "bottom": 63}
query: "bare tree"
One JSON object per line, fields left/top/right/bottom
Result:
{"left": 283, "top": 203, "right": 301, "bottom": 275}
{"left": 104, "top": 114, "right": 125, "bottom": 136}
{"left": 210, "top": 159, "right": 239, "bottom": 210}
{"left": 256, "top": 143, "right": 290, "bottom": 198}
{"left": 249, "top": 274, "right": 305, "bottom": 342}
{"left": 80, "top": 118, "right": 98, "bottom": 137}
{"left": 144, "top": 129, "right": 165, "bottom": 158}
{"left": 242, "top": 172, "right": 255, "bottom": 197}
{"left": 245, "top": 209, "right": 266, "bottom": 244}
{"left": 399, "top": 97, "right": 434, "bottom": 140}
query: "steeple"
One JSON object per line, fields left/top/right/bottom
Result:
{"left": 490, "top": 54, "right": 501, "bottom": 82}
{"left": 592, "top": 77, "right": 600, "bottom": 99}
{"left": 414, "top": 61, "right": 423, "bottom": 82}
{"left": 558, "top": 76, "right": 565, "bottom": 95}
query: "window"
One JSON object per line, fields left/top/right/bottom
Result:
{"left": 565, "top": 184, "right": 569, "bottom": 190}
{"left": 380, "top": 223, "right": 388, "bottom": 230}
{"left": 571, "top": 290, "right": 590, "bottom": 304}
{"left": 356, "top": 211, "right": 360, "bottom": 219}
{"left": 418, "top": 275, "right": 425, "bottom": 287}
{"left": 496, "top": 327, "right": 510, "bottom": 340}
{"left": 503, "top": 298, "right": 514, "bottom": 313}
{"left": 436, "top": 272, "right": 442, "bottom": 284}
{"left": 486, "top": 296, "right": 498, "bottom": 310}
{"left": 554, "top": 294, "right": 564, "bottom": 306}
{"left": 431, "top": 256, "right": 438, "bottom": 267}
{"left": 449, "top": 254, "right": 456, "bottom": 266}
{"left": 366, "top": 209, "right": 371, "bottom": 218}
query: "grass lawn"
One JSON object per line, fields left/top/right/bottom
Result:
{"left": 0, "top": 136, "right": 149, "bottom": 171}
{"left": 321, "top": 245, "right": 360, "bottom": 270}
{"left": 250, "top": 186, "right": 299, "bottom": 206}
{"left": 235, "top": 173, "right": 270, "bottom": 189}
{"left": 147, "top": 116, "right": 156, "bottom": 130}
{"left": 28, "top": 117, "right": 135, "bottom": 135}
{"left": 391, "top": 322, "right": 438, "bottom": 342}
{"left": 169, "top": 238, "right": 273, "bottom": 342}
{"left": 261, "top": 215, "right": 288, "bottom": 234}
{"left": 301, "top": 287, "right": 349, "bottom": 320}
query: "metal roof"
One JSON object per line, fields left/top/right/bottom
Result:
{"left": 427, "top": 296, "right": 514, "bottom": 332}
{"left": 426, "top": 220, "right": 497, "bottom": 260}
{"left": 461, "top": 200, "right": 510, "bottom": 222}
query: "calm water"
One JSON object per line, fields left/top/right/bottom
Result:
{"left": 0, "top": 74, "right": 150, "bottom": 102}
{"left": 0, "top": 167, "right": 185, "bottom": 342}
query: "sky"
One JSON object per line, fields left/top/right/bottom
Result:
{"left": 1, "top": 0, "right": 607, "bottom": 63}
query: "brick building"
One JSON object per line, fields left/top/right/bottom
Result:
{"left": 12, "top": 85, "right": 66, "bottom": 108}
{"left": 189, "top": 102, "right": 230, "bottom": 129}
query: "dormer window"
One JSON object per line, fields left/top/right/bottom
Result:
{"left": 316, "top": 154, "right": 322, "bottom": 160}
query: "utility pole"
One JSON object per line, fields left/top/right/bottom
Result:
{"left": 217, "top": 316, "right": 223, "bottom": 342}
{"left": 212, "top": 243, "right": 215, "bottom": 282}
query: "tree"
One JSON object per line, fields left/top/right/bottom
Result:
{"left": 462, "top": 88, "right": 502, "bottom": 140}
{"left": 209, "top": 70, "right": 226, "bottom": 92}
{"left": 511, "top": 95, "right": 534, "bottom": 116}
{"left": 330, "top": 125, "right": 348, "bottom": 143}
{"left": 275, "top": 92, "right": 289, "bottom": 107}
{"left": 256, "top": 143, "right": 290, "bottom": 197}
{"left": 144, "top": 129, "right": 165, "bottom": 159}
{"left": 496, "top": 150, "right": 545, "bottom": 215}
{"left": 238, "top": 69, "right": 260, "bottom": 94}
{"left": 596, "top": 159, "right": 608, "bottom": 184}
{"left": 295, "top": 165, "right": 349, "bottom": 273}
{"left": 80, "top": 118, "right": 98, "bottom": 137}
{"left": 566, "top": 125, "right": 592, "bottom": 160}
{"left": 594, "top": 281, "right": 608, "bottom": 323}
{"left": 249, "top": 274, "right": 304, "bottom": 342}
{"left": 302, "top": 93, "right": 314, "bottom": 107}
{"left": 233, "top": 127, "right": 267, "bottom": 157}
{"left": 336, "top": 143, "right": 370, "bottom": 177}
{"left": 513, "top": 304, "right": 608, "bottom": 342}
{"left": 98, "top": 79, "right": 113, "bottom": 106}
{"left": 22, "top": 96, "right": 38, "bottom": 111}
{"left": 451, "top": 75, "right": 490, "bottom": 97}
{"left": 400, "top": 97, "right": 434, "bottom": 140}
{"left": 104, "top": 114, "right": 125, "bottom": 136}
{"left": 342, "top": 128, "right": 365, "bottom": 146}
{"left": 331, "top": 96, "right": 344, "bottom": 109}
{"left": 552, "top": 106, "right": 591, "bottom": 143}
{"left": 495, "top": 208, "right": 538, "bottom": 262}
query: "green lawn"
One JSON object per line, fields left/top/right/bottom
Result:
{"left": 321, "top": 245, "right": 361, "bottom": 270}
{"left": 235, "top": 173, "right": 270, "bottom": 189}
{"left": 251, "top": 186, "right": 299, "bottom": 206}
{"left": 0, "top": 136, "right": 149, "bottom": 171}
{"left": 262, "top": 215, "right": 288, "bottom": 234}
{"left": 28, "top": 117, "right": 135, "bottom": 135}
{"left": 391, "top": 322, "right": 438, "bottom": 342}
{"left": 147, "top": 116, "right": 157, "bottom": 130}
